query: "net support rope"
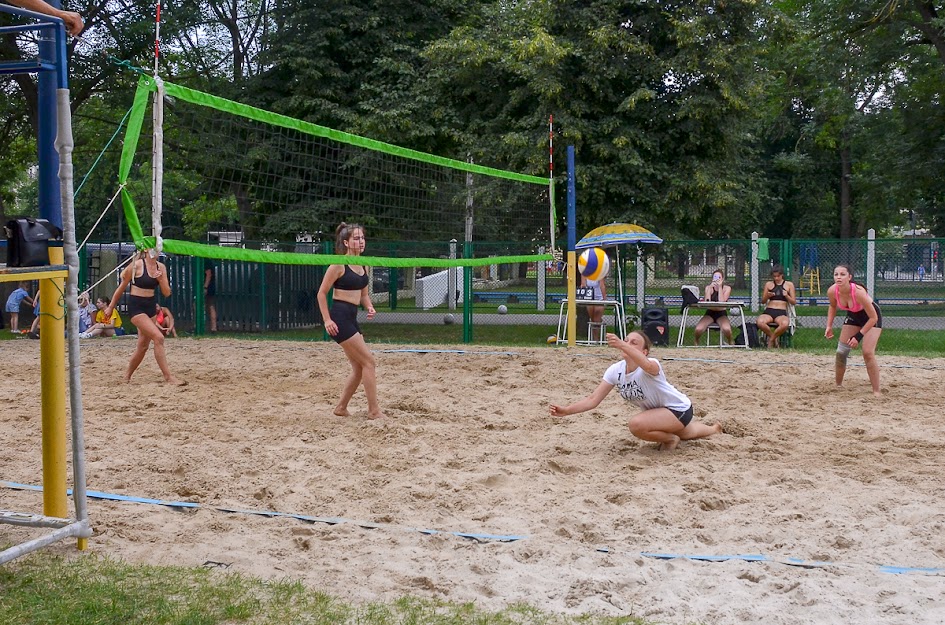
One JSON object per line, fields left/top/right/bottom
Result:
{"left": 151, "top": 76, "right": 164, "bottom": 255}
{"left": 77, "top": 184, "right": 124, "bottom": 253}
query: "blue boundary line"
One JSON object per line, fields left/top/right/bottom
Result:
{"left": 5, "top": 481, "right": 943, "bottom": 575}
{"left": 0, "top": 481, "right": 526, "bottom": 543}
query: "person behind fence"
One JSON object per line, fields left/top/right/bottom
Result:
{"left": 756, "top": 265, "right": 796, "bottom": 348}
{"left": 4, "top": 281, "right": 34, "bottom": 334}
{"left": 692, "top": 269, "right": 733, "bottom": 345}
{"left": 204, "top": 259, "right": 218, "bottom": 333}
{"left": 103, "top": 250, "right": 185, "bottom": 385}
{"left": 824, "top": 263, "right": 883, "bottom": 397}
{"left": 549, "top": 331, "right": 722, "bottom": 451}
{"left": 153, "top": 302, "right": 177, "bottom": 338}
{"left": 580, "top": 272, "right": 607, "bottom": 341}
{"left": 316, "top": 222, "right": 385, "bottom": 419}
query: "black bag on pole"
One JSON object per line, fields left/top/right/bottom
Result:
{"left": 3, "top": 218, "right": 62, "bottom": 267}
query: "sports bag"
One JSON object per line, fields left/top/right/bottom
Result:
{"left": 3, "top": 218, "right": 62, "bottom": 267}
{"left": 680, "top": 285, "right": 700, "bottom": 312}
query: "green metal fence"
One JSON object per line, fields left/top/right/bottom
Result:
{"left": 73, "top": 234, "right": 945, "bottom": 343}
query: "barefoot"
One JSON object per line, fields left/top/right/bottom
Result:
{"left": 165, "top": 377, "right": 187, "bottom": 386}
{"left": 711, "top": 422, "right": 723, "bottom": 435}
{"left": 658, "top": 435, "right": 680, "bottom": 452}
{"left": 367, "top": 411, "right": 387, "bottom": 420}
{"left": 873, "top": 390, "right": 882, "bottom": 398}
{"left": 333, "top": 406, "right": 351, "bottom": 417}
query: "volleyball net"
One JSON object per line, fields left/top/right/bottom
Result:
{"left": 118, "top": 75, "right": 555, "bottom": 267}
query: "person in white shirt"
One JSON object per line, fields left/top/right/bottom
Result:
{"left": 550, "top": 331, "right": 722, "bottom": 451}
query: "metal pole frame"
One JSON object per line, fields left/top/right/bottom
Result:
{"left": 0, "top": 4, "right": 92, "bottom": 562}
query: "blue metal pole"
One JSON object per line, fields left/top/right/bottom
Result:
{"left": 565, "top": 146, "right": 577, "bottom": 345}
{"left": 37, "top": 2, "right": 67, "bottom": 229}
{"left": 567, "top": 146, "right": 576, "bottom": 252}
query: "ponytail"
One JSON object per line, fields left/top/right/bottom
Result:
{"left": 335, "top": 222, "right": 364, "bottom": 254}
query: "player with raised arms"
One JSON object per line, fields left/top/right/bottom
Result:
{"left": 550, "top": 330, "right": 722, "bottom": 451}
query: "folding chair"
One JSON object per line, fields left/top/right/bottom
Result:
{"left": 766, "top": 303, "right": 796, "bottom": 348}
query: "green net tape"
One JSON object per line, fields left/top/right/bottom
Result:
{"left": 162, "top": 239, "right": 551, "bottom": 267}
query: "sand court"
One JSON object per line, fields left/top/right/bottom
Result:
{"left": 2, "top": 339, "right": 944, "bottom": 624}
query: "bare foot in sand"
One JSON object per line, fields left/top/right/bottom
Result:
{"left": 367, "top": 411, "right": 387, "bottom": 420}
{"left": 658, "top": 435, "right": 681, "bottom": 452}
{"left": 165, "top": 377, "right": 187, "bottom": 386}
{"left": 333, "top": 406, "right": 351, "bottom": 417}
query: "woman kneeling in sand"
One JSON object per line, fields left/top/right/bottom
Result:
{"left": 550, "top": 331, "right": 721, "bottom": 451}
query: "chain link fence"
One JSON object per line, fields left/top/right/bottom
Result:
{"left": 8, "top": 235, "right": 943, "bottom": 343}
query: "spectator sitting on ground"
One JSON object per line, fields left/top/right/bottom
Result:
{"left": 153, "top": 302, "right": 177, "bottom": 338}
{"left": 76, "top": 292, "right": 97, "bottom": 334}
{"left": 80, "top": 296, "right": 122, "bottom": 338}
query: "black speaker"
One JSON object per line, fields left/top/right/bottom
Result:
{"left": 643, "top": 320, "right": 670, "bottom": 346}
{"left": 641, "top": 307, "right": 669, "bottom": 345}
{"left": 642, "top": 306, "right": 669, "bottom": 325}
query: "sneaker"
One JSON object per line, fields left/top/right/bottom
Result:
{"left": 78, "top": 332, "right": 93, "bottom": 339}
{"left": 27, "top": 331, "right": 39, "bottom": 340}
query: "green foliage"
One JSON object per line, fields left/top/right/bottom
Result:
{"left": 10, "top": 0, "right": 945, "bottom": 245}
{"left": 417, "top": 0, "right": 775, "bottom": 239}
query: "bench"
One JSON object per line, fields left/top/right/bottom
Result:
{"left": 473, "top": 291, "right": 569, "bottom": 305}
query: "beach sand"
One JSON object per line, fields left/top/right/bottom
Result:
{"left": 2, "top": 338, "right": 944, "bottom": 624}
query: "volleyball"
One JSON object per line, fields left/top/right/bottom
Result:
{"left": 546, "top": 335, "right": 558, "bottom": 344}
{"left": 578, "top": 247, "right": 610, "bottom": 281}
{"left": 444, "top": 314, "right": 455, "bottom": 325}
{"left": 497, "top": 305, "right": 508, "bottom": 314}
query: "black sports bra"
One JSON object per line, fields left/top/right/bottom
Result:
{"left": 334, "top": 265, "right": 368, "bottom": 290}
{"left": 768, "top": 282, "right": 788, "bottom": 302}
{"left": 132, "top": 260, "right": 160, "bottom": 289}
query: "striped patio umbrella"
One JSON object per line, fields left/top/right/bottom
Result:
{"left": 576, "top": 223, "right": 662, "bottom": 249}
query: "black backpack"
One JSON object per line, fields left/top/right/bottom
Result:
{"left": 735, "top": 323, "right": 761, "bottom": 348}
{"left": 3, "top": 218, "right": 62, "bottom": 267}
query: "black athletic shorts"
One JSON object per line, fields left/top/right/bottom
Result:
{"left": 843, "top": 302, "right": 883, "bottom": 329}
{"left": 706, "top": 309, "right": 727, "bottom": 322}
{"left": 763, "top": 307, "right": 787, "bottom": 320}
{"left": 127, "top": 294, "right": 156, "bottom": 319}
{"left": 330, "top": 300, "right": 361, "bottom": 344}
{"left": 669, "top": 405, "right": 694, "bottom": 427}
